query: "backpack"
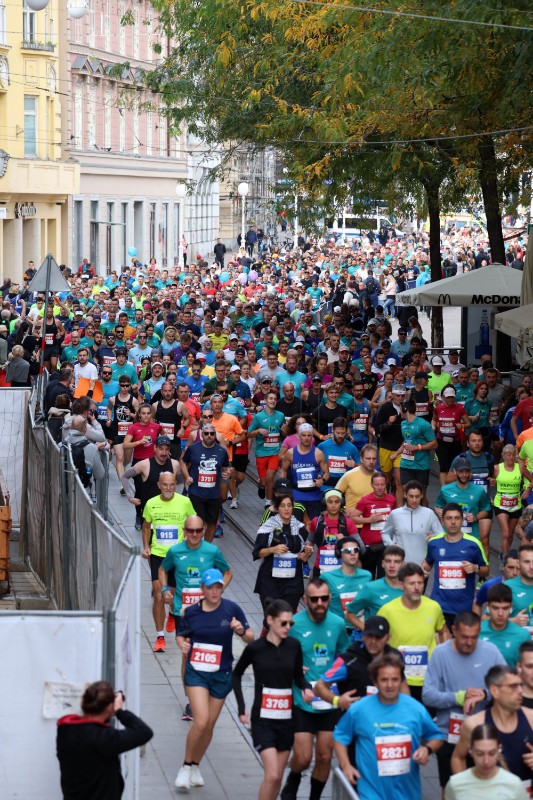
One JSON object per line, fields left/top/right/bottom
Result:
{"left": 366, "top": 277, "right": 379, "bottom": 294}
{"left": 71, "top": 440, "right": 92, "bottom": 488}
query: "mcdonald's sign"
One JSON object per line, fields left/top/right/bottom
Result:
{"left": 437, "top": 294, "right": 452, "bottom": 306}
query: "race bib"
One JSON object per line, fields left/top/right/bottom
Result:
{"left": 438, "top": 561, "right": 466, "bottom": 590}
{"left": 439, "top": 420, "right": 455, "bottom": 441}
{"left": 415, "top": 403, "right": 429, "bottom": 416}
{"left": 45, "top": 333, "right": 54, "bottom": 345}
{"left": 191, "top": 392, "right": 201, "bottom": 402}
{"left": 353, "top": 414, "right": 368, "bottom": 431}
{"left": 296, "top": 467, "right": 315, "bottom": 489}
{"left": 448, "top": 712, "right": 465, "bottom": 744}
{"left": 461, "top": 516, "right": 472, "bottom": 534}
{"left": 375, "top": 734, "right": 412, "bottom": 777}
{"left": 160, "top": 423, "right": 175, "bottom": 440}
{"left": 155, "top": 525, "right": 179, "bottom": 544}
{"left": 181, "top": 587, "right": 203, "bottom": 608}
{"left": 366, "top": 685, "right": 378, "bottom": 695}
{"left": 500, "top": 493, "right": 519, "bottom": 511}
{"left": 264, "top": 433, "right": 280, "bottom": 449}
{"left": 117, "top": 421, "right": 131, "bottom": 435}
{"left": 260, "top": 688, "right": 292, "bottom": 720}
{"left": 198, "top": 470, "right": 217, "bottom": 487}
{"left": 319, "top": 547, "right": 340, "bottom": 573}
{"left": 471, "top": 472, "right": 488, "bottom": 488}
{"left": 370, "top": 507, "right": 391, "bottom": 532}
{"left": 102, "top": 356, "right": 115, "bottom": 366}
{"left": 328, "top": 456, "right": 347, "bottom": 474}
{"left": 340, "top": 592, "right": 356, "bottom": 615}
{"left": 272, "top": 553, "right": 297, "bottom": 578}
{"left": 190, "top": 642, "right": 222, "bottom": 672}
{"left": 97, "top": 404, "right": 108, "bottom": 421}
{"left": 522, "top": 779, "right": 532, "bottom": 799}
{"left": 401, "top": 446, "right": 415, "bottom": 462}
{"left": 399, "top": 645, "right": 428, "bottom": 678}
{"left": 310, "top": 680, "right": 334, "bottom": 711}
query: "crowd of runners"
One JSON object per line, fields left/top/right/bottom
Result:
{"left": 2, "top": 225, "right": 532, "bottom": 800}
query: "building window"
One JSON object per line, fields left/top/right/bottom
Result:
{"left": 22, "top": 0, "right": 36, "bottom": 43}
{"left": 159, "top": 116, "right": 166, "bottom": 157}
{"left": 119, "top": 3, "right": 125, "bottom": 55}
{"left": 133, "top": 108, "right": 139, "bottom": 154}
{"left": 24, "top": 95, "right": 37, "bottom": 157}
{"left": 87, "top": 86, "right": 96, "bottom": 149}
{"left": 73, "top": 200, "right": 84, "bottom": 268}
{"left": 146, "top": 110, "right": 153, "bottom": 156}
{"left": 90, "top": 200, "right": 99, "bottom": 267}
{"left": 104, "top": 0, "right": 110, "bottom": 49}
{"left": 106, "top": 202, "right": 114, "bottom": 270}
{"left": 74, "top": 86, "right": 83, "bottom": 149}
{"left": 121, "top": 202, "right": 128, "bottom": 264}
{"left": 104, "top": 93, "right": 112, "bottom": 149}
{"left": 173, "top": 203, "right": 179, "bottom": 263}
{"left": 0, "top": 0, "right": 6, "bottom": 46}
{"left": 119, "top": 107, "right": 125, "bottom": 152}
{"left": 133, "top": 8, "right": 139, "bottom": 59}
{"left": 149, "top": 202, "right": 156, "bottom": 260}
{"left": 160, "top": 203, "right": 168, "bottom": 265}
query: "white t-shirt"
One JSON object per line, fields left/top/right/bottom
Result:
{"left": 74, "top": 361, "right": 98, "bottom": 386}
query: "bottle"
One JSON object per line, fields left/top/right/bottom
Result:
{"left": 480, "top": 310, "right": 490, "bottom": 347}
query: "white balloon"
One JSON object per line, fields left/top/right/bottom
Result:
{"left": 25, "top": 0, "right": 49, "bottom": 9}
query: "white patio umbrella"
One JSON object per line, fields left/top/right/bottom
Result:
{"left": 396, "top": 264, "right": 521, "bottom": 307}
{"left": 494, "top": 234, "right": 533, "bottom": 367}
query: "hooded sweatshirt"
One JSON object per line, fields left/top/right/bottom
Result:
{"left": 56, "top": 709, "right": 153, "bottom": 800}
{"left": 381, "top": 504, "right": 442, "bottom": 564}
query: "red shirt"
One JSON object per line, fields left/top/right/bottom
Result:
{"left": 128, "top": 422, "right": 162, "bottom": 460}
{"left": 434, "top": 402, "right": 465, "bottom": 442}
{"left": 309, "top": 514, "right": 361, "bottom": 571}
{"left": 355, "top": 492, "right": 396, "bottom": 546}
{"left": 513, "top": 396, "right": 533, "bottom": 431}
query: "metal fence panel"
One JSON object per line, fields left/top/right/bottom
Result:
{"left": 24, "top": 418, "right": 47, "bottom": 585}
{"left": 331, "top": 768, "right": 360, "bottom": 800}
{"left": 0, "top": 388, "right": 30, "bottom": 527}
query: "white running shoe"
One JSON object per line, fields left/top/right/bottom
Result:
{"left": 190, "top": 765, "right": 205, "bottom": 787}
{"left": 175, "top": 765, "right": 191, "bottom": 791}
{"left": 229, "top": 498, "right": 239, "bottom": 509}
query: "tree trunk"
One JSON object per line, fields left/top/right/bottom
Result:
{"left": 478, "top": 136, "right": 505, "bottom": 265}
{"left": 426, "top": 183, "right": 443, "bottom": 348}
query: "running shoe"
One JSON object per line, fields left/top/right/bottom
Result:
{"left": 166, "top": 613, "right": 176, "bottom": 633}
{"left": 135, "top": 513, "right": 142, "bottom": 530}
{"left": 258, "top": 485, "right": 266, "bottom": 499}
{"left": 153, "top": 635, "right": 166, "bottom": 653}
{"left": 181, "top": 703, "right": 193, "bottom": 721}
{"left": 229, "top": 498, "right": 239, "bottom": 509}
{"left": 302, "top": 563, "right": 310, "bottom": 579}
{"left": 214, "top": 525, "right": 224, "bottom": 538}
{"left": 175, "top": 765, "right": 191, "bottom": 791}
{"left": 190, "top": 766, "right": 204, "bottom": 787}
{"left": 120, "top": 487, "right": 126, "bottom": 496}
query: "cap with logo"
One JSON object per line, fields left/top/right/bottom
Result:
{"left": 201, "top": 568, "right": 225, "bottom": 586}
{"left": 274, "top": 477, "right": 292, "bottom": 494}
{"left": 363, "top": 616, "right": 390, "bottom": 637}
{"left": 454, "top": 457, "right": 472, "bottom": 471}
{"left": 155, "top": 435, "right": 172, "bottom": 447}
{"left": 442, "top": 386, "right": 456, "bottom": 398}
{"left": 431, "top": 356, "right": 444, "bottom": 366}
{"left": 391, "top": 384, "right": 407, "bottom": 395}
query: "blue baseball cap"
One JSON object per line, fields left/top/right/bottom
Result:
{"left": 201, "top": 568, "right": 224, "bottom": 586}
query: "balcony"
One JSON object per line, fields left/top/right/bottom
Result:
{"left": 0, "top": 158, "right": 80, "bottom": 196}
{"left": 21, "top": 40, "right": 55, "bottom": 53}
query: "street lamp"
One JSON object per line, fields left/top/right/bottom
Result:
{"left": 175, "top": 182, "right": 187, "bottom": 268}
{"left": 238, "top": 181, "right": 249, "bottom": 250}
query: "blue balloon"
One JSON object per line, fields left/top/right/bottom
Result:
{"left": 219, "top": 271, "right": 230, "bottom": 283}
{"left": 127, "top": 246, "right": 138, "bottom": 257}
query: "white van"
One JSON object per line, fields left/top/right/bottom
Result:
{"left": 326, "top": 214, "right": 405, "bottom": 241}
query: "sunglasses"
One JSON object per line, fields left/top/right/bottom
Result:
{"left": 120, "top": 383, "right": 131, "bottom": 387}
{"left": 341, "top": 547, "right": 360, "bottom": 555}
{"left": 203, "top": 431, "right": 216, "bottom": 436}
{"left": 308, "top": 595, "right": 330, "bottom": 604}
{"left": 279, "top": 620, "right": 295, "bottom": 628}
{"left": 102, "top": 372, "right": 112, "bottom": 376}
{"left": 184, "top": 527, "right": 204, "bottom": 533}
{"left": 202, "top": 414, "right": 213, "bottom": 419}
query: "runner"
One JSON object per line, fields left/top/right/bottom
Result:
{"left": 280, "top": 579, "right": 350, "bottom": 800}
{"left": 433, "top": 387, "right": 471, "bottom": 485}
{"left": 181, "top": 424, "right": 231, "bottom": 542}
{"left": 141, "top": 472, "right": 196, "bottom": 652}
{"left": 493, "top": 444, "right": 528, "bottom": 556}
{"left": 336, "top": 443, "right": 378, "bottom": 516}
{"left": 373, "top": 384, "right": 406, "bottom": 506}
{"left": 381, "top": 480, "right": 441, "bottom": 565}
{"left": 445, "top": 723, "right": 529, "bottom": 800}
{"left": 232, "top": 599, "right": 314, "bottom": 800}
{"left": 281, "top": 423, "right": 329, "bottom": 521}
{"left": 351, "top": 473, "right": 396, "bottom": 579}
{"left": 333, "top": 652, "right": 443, "bottom": 800}
{"left": 378, "top": 562, "right": 448, "bottom": 702}
{"left": 307, "top": 490, "right": 364, "bottom": 578}
{"left": 174, "top": 568, "right": 253, "bottom": 791}
{"left": 248, "top": 390, "right": 286, "bottom": 507}
{"left": 151, "top": 380, "right": 190, "bottom": 460}
{"left": 123, "top": 403, "right": 162, "bottom": 528}
{"left": 435, "top": 458, "right": 492, "bottom": 558}
{"left": 107, "top": 377, "right": 139, "bottom": 483}
{"left": 321, "top": 536, "right": 372, "bottom": 631}
{"left": 479, "top": 583, "right": 530, "bottom": 667}
{"left": 392, "top": 397, "right": 437, "bottom": 500}
{"left": 423, "top": 611, "right": 506, "bottom": 792}
{"left": 317, "top": 417, "right": 360, "bottom": 491}
{"left": 253, "top": 494, "right": 312, "bottom": 612}
{"left": 345, "top": 545, "right": 405, "bottom": 633}
{"left": 423, "top": 503, "right": 489, "bottom": 628}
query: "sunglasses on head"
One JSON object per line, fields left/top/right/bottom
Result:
{"left": 308, "top": 595, "right": 330, "bottom": 603}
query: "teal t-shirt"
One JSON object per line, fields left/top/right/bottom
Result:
{"left": 506, "top": 576, "right": 533, "bottom": 623}
{"left": 289, "top": 609, "right": 349, "bottom": 712}
{"left": 274, "top": 369, "right": 307, "bottom": 398}
{"left": 465, "top": 398, "right": 492, "bottom": 430}
{"left": 346, "top": 577, "right": 403, "bottom": 617}
{"left": 248, "top": 409, "right": 285, "bottom": 456}
{"left": 322, "top": 567, "right": 372, "bottom": 624}
{"left": 111, "top": 361, "right": 138, "bottom": 383}
{"left": 479, "top": 619, "right": 530, "bottom": 667}
{"left": 400, "top": 417, "right": 436, "bottom": 470}
{"left": 62, "top": 344, "right": 81, "bottom": 363}
{"left": 435, "top": 482, "right": 491, "bottom": 539}
{"left": 455, "top": 383, "right": 475, "bottom": 404}
{"left": 160, "top": 540, "right": 230, "bottom": 616}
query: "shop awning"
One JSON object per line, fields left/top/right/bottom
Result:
{"left": 396, "top": 264, "right": 522, "bottom": 307}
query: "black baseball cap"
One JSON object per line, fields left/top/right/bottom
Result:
{"left": 115, "top": 347, "right": 127, "bottom": 356}
{"left": 274, "top": 478, "right": 292, "bottom": 494}
{"left": 363, "top": 616, "right": 390, "bottom": 637}
{"left": 155, "top": 435, "right": 172, "bottom": 447}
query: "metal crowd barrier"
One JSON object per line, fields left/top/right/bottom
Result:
{"left": 331, "top": 767, "right": 360, "bottom": 800}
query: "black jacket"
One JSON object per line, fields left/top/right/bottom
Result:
{"left": 56, "top": 710, "right": 153, "bottom": 800}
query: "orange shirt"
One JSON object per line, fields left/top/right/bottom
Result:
{"left": 212, "top": 412, "right": 243, "bottom": 457}
{"left": 516, "top": 426, "right": 533, "bottom": 450}
{"left": 182, "top": 398, "right": 201, "bottom": 441}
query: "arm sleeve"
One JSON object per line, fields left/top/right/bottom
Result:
{"left": 381, "top": 513, "right": 396, "bottom": 546}
{"left": 346, "top": 586, "right": 368, "bottom": 616}
{"left": 92, "top": 710, "right": 153, "bottom": 756}
{"left": 421, "top": 652, "right": 458, "bottom": 709}
{"left": 252, "top": 532, "right": 270, "bottom": 561}
{"left": 321, "top": 656, "right": 348, "bottom": 685}
{"left": 231, "top": 647, "right": 254, "bottom": 716}
{"left": 424, "top": 541, "right": 435, "bottom": 567}
{"left": 428, "top": 512, "right": 443, "bottom": 537}
{"left": 214, "top": 551, "right": 231, "bottom": 574}
{"left": 474, "top": 580, "right": 490, "bottom": 607}
{"left": 332, "top": 705, "right": 356, "bottom": 745}
{"left": 91, "top": 449, "right": 106, "bottom": 481}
